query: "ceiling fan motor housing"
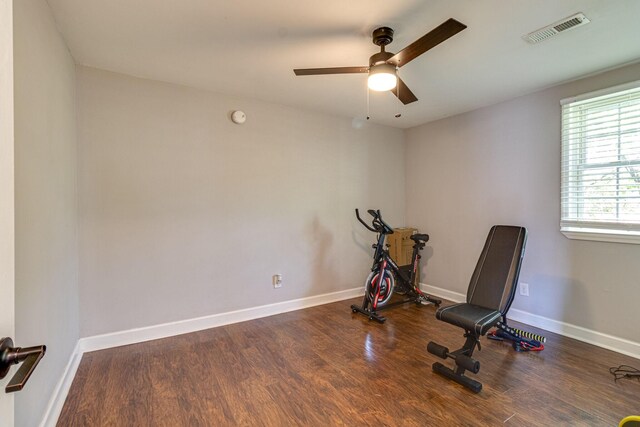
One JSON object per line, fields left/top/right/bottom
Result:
{"left": 371, "top": 27, "right": 395, "bottom": 66}
{"left": 372, "top": 27, "right": 394, "bottom": 46}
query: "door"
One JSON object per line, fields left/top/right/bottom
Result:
{"left": 0, "top": 0, "right": 15, "bottom": 425}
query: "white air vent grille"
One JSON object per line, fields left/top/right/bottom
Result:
{"left": 523, "top": 13, "right": 590, "bottom": 44}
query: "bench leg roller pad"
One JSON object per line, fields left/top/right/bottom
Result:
{"left": 427, "top": 341, "right": 449, "bottom": 359}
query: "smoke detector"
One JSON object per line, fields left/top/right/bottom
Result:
{"left": 523, "top": 13, "right": 590, "bottom": 44}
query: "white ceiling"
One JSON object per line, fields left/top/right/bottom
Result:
{"left": 47, "top": 0, "right": 640, "bottom": 128}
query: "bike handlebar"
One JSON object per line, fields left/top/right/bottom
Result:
{"left": 355, "top": 209, "right": 378, "bottom": 233}
{"left": 355, "top": 209, "right": 394, "bottom": 234}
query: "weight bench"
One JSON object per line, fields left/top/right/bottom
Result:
{"left": 427, "top": 225, "right": 527, "bottom": 392}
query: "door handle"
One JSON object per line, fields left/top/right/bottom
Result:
{"left": 0, "top": 337, "right": 46, "bottom": 393}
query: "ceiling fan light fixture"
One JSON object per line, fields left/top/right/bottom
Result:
{"left": 368, "top": 64, "right": 397, "bottom": 91}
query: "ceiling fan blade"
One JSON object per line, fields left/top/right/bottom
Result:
{"left": 391, "top": 78, "right": 418, "bottom": 105}
{"left": 294, "top": 66, "right": 368, "bottom": 76}
{"left": 389, "top": 18, "right": 467, "bottom": 67}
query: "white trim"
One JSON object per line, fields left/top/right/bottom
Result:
{"left": 78, "top": 287, "right": 364, "bottom": 353}
{"left": 0, "top": 0, "right": 14, "bottom": 423}
{"left": 40, "top": 286, "right": 364, "bottom": 426}
{"left": 507, "top": 309, "right": 640, "bottom": 360}
{"left": 39, "top": 342, "right": 83, "bottom": 427}
{"left": 420, "top": 283, "right": 466, "bottom": 303}
{"left": 421, "top": 282, "right": 640, "bottom": 360}
{"left": 560, "top": 78, "right": 640, "bottom": 105}
{"left": 561, "top": 229, "right": 640, "bottom": 245}
{"left": 41, "top": 283, "right": 640, "bottom": 426}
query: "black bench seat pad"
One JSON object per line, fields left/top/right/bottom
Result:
{"left": 436, "top": 303, "right": 502, "bottom": 336}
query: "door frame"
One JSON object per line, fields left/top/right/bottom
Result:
{"left": 0, "top": 0, "right": 15, "bottom": 425}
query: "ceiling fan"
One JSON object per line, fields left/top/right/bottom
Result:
{"left": 293, "top": 18, "right": 467, "bottom": 105}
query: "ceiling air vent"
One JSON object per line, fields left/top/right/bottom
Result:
{"left": 523, "top": 13, "right": 590, "bottom": 44}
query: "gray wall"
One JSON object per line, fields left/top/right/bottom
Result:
{"left": 406, "top": 62, "right": 640, "bottom": 343}
{"left": 13, "top": 0, "right": 79, "bottom": 426}
{"left": 77, "top": 66, "right": 406, "bottom": 337}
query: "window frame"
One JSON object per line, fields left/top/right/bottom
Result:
{"left": 560, "top": 80, "right": 640, "bottom": 244}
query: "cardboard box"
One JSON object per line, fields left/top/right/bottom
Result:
{"left": 387, "top": 227, "right": 417, "bottom": 266}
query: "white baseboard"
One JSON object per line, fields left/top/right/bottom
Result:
{"left": 41, "top": 282, "right": 640, "bottom": 426}
{"left": 39, "top": 342, "right": 83, "bottom": 427}
{"left": 420, "top": 282, "right": 640, "bottom": 360}
{"left": 421, "top": 283, "right": 466, "bottom": 303}
{"left": 41, "top": 286, "right": 364, "bottom": 426}
{"left": 507, "top": 308, "right": 640, "bottom": 360}
{"left": 78, "top": 286, "right": 364, "bottom": 353}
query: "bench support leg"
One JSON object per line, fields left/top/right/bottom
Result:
{"left": 428, "top": 332, "right": 483, "bottom": 393}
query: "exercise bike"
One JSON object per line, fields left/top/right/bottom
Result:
{"left": 351, "top": 209, "right": 441, "bottom": 323}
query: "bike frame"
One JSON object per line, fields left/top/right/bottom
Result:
{"left": 370, "top": 230, "right": 423, "bottom": 296}
{"left": 351, "top": 208, "right": 440, "bottom": 323}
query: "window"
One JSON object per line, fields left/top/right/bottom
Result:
{"left": 561, "top": 81, "right": 640, "bottom": 244}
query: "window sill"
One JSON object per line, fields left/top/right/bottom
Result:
{"left": 561, "top": 228, "right": 640, "bottom": 245}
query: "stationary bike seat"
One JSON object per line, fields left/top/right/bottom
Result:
{"left": 410, "top": 233, "right": 429, "bottom": 243}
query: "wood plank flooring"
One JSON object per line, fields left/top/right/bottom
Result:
{"left": 57, "top": 297, "right": 640, "bottom": 426}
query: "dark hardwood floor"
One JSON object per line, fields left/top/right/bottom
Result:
{"left": 58, "top": 297, "right": 639, "bottom": 426}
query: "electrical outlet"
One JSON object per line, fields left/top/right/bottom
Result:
{"left": 519, "top": 282, "right": 529, "bottom": 297}
{"left": 273, "top": 274, "right": 282, "bottom": 289}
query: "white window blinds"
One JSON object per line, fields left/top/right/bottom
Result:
{"left": 561, "top": 81, "right": 640, "bottom": 239}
